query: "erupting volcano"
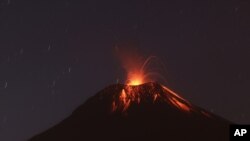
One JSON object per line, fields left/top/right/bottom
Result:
{"left": 29, "top": 55, "right": 230, "bottom": 141}
{"left": 111, "top": 55, "right": 196, "bottom": 114}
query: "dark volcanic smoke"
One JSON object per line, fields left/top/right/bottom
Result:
{"left": 29, "top": 82, "right": 230, "bottom": 141}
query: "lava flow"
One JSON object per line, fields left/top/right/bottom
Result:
{"left": 112, "top": 82, "right": 193, "bottom": 113}
{"left": 112, "top": 55, "right": 193, "bottom": 113}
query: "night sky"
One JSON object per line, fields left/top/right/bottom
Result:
{"left": 1, "top": 0, "right": 250, "bottom": 141}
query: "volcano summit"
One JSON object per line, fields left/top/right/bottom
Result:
{"left": 29, "top": 82, "right": 230, "bottom": 141}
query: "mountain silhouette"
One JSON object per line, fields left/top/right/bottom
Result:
{"left": 29, "top": 82, "right": 230, "bottom": 141}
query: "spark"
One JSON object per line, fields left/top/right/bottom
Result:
{"left": 122, "top": 54, "right": 167, "bottom": 86}
{"left": 126, "top": 56, "right": 158, "bottom": 86}
{"left": 20, "top": 48, "right": 24, "bottom": 55}
{"left": 48, "top": 44, "right": 51, "bottom": 51}
{"left": 52, "top": 80, "right": 56, "bottom": 87}
{"left": 4, "top": 81, "right": 8, "bottom": 88}
{"left": 7, "top": 56, "right": 10, "bottom": 62}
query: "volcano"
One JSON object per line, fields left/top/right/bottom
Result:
{"left": 29, "top": 82, "right": 230, "bottom": 141}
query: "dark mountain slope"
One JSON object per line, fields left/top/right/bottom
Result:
{"left": 29, "top": 82, "right": 230, "bottom": 141}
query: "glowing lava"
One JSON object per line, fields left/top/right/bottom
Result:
{"left": 126, "top": 71, "right": 144, "bottom": 86}
{"left": 112, "top": 82, "right": 192, "bottom": 113}
{"left": 125, "top": 56, "right": 158, "bottom": 86}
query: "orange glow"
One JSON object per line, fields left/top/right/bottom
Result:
{"left": 162, "top": 85, "right": 192, "bottom": 112}
{"left": 119, "top": 89, "right": 131, "bottom": 112}
{"left": 124, "top": 56, "right": 161, "bottom": 86}
{"left": 112, "top": 101, "right": 117, "bottom": 112}
{"left": 153, "top": 93, "right": 160, "bottom": 102}
{"left": 112, "top": 83, "right": 193, "bottom": 113}
{"left": 127, "top": 72, "right": 145, "bottom": 86}
{"left": 201, "top": 111, "right": 211, "bottom": 117}
{"left": 128, "top": 79, "right": 143, "bottom": 86}
{"left": 162, "top": 85, "right": 189, "bottom": 103}
{"left": 169, "top": 97, "right": 191, "bottom": 112}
